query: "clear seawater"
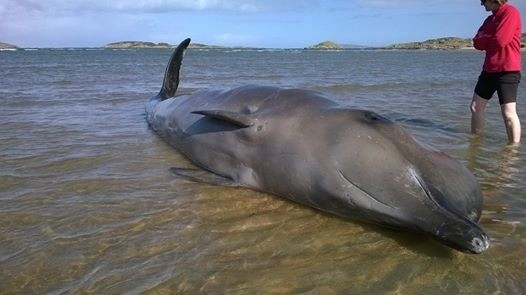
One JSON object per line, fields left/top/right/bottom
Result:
{"left": 1, "top": 48, "right": 525, "bottom": 293}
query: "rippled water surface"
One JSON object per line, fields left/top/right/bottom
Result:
{"left": 1, "top": 48, "right": 525, "bottom": 293}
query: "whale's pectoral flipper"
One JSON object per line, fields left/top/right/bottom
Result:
{"left": 170, "top": 167, "right": 242, "bottom": 187}
{"left": 191, "top": 110, "right": 254, "bottom": 128}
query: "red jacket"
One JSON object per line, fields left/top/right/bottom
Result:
{"left": 473, "top": 3, "right": 522, "bottom": 72}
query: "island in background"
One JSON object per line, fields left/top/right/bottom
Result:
{"left": 0, "top": 42, "right": 18, "bottom": 50}
{"left": 305, "top": 41, "right": 367, "bottom": 50}
{"left": 307, "top": 34, "right": 526, "bottom": 50}
{"left": 104, "top": 41, "right": 245, "bottom": 49}
{"left": 105, "top": 41, "right": 173, "bottom": 49}
{"left": 3, "top": 34, "right": 526, "bottom": 50}
{"left": 104, "top": 35, "right": 526, "bottom": 50}
{"left": 384, "top": 37, "right": 473, "bottom": 50}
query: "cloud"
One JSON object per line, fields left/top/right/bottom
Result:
{"left": 2, "top": 0, "right": 319, "bottom": 16}
{"left": 213, "top": 33, "right": 258, "bottom": 45}
{"left": 0, "top": 0, "right": 499, "bottom": 48}
{"left": 0, "top": 0, "right": 319, "bottom": 47}
{"left": 333, "top": 0, "right": 475, "bottom": 10}
{"left": 359, "top": 0, "right": 421, "bottom": 8}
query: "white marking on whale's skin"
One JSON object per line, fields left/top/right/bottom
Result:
{"left": 404, "top": 166, "right": 423, "bottom": 193}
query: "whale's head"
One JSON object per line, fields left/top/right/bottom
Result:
{"left": 325, "top": 109, "right": 489, "bottom": 254}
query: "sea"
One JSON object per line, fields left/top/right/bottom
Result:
{"left": 1, "top": 47, "right": 525, "bottom": 293}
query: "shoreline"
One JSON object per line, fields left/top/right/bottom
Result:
{"left": 2, "top": 45, "right": 526, "bottom": 52}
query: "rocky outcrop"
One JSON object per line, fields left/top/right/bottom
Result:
{"left": 104, "top": 41, "right": 228, "bottom": 49}
{"left": 306, "top": 41, "right": 342, "bottom": 50}
{"left": 388, "top": 37, "right": 473, "bottom": 50}
{"left": 104, "top": 41, "right": 172, "bottom": 48}
{"left": 0, "top": 42, "right": 18, "bottom": 49}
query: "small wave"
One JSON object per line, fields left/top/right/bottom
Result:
{"left": 313, "top": 82, "right": 411, "bottom": 93}
{"left": 391, "top": 116, "right": 461, "bottom": 134}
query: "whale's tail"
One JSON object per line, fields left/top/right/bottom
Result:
{"left": 157, "top": 38, "right": 191, "bottom": 100}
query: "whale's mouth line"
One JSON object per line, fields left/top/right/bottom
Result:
{"left": 411, "top": 169, "right": 490, "bottom": 253}
{"left": 411, "top": 170, "right": 466, "bottom": 221}
{"left": 339, "top": 165, "right": 489, "bottom": 253}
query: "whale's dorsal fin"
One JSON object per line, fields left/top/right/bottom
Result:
{"left": 158, "top": 38, "right": 191, "bottom": 100}
{"left": 191, "top": 110, "right": 255, "bottom": 128}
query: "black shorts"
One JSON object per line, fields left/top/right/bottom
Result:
{"left": 474, "top": 71, "right": 521, "bottom": 104}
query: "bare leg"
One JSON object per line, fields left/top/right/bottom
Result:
{"left": 470, "top": 93, "right": 488, "bottom": 134}
{"left": 500, "top": 102, "right": 521, "bottom": 144}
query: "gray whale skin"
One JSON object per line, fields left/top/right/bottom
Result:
{"left": 145, "top": 38, "right": 490, "bottom": 254}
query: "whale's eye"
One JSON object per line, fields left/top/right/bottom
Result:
{"left": 364, "top": 111, "right": 389, "bottom": 123}
{"left": 369, "top": 113, "right": 379, "bottom": 121}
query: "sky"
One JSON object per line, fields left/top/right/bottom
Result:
{"left": 1, "top": 0, "right": 526, "bottom": 48}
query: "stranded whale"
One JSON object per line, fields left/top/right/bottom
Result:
{"left": 145, "top": 38, "right": 490, "bottom": 254}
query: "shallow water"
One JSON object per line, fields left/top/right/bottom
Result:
{"left": 1, "top": 48, "right": 525, "bottom": 293}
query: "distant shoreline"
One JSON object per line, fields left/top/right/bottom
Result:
{"left": 4, "top": 46, "right": 526, "bottom": 52}
{"left": 0, "top": 42, "right": 17, "bottom": 50}
{"left": 2, "top": 35, "right": 526, "bottom": 51}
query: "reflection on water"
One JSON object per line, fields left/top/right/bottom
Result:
{"left": 0, "top": 49, "right": 525, "bottom": 293}
{"left": 466, "top": 137, "right": 524, "bottom": 245}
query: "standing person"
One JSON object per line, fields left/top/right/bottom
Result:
{"left": 471, "top": 0, "right": 522, "bottom": 144}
